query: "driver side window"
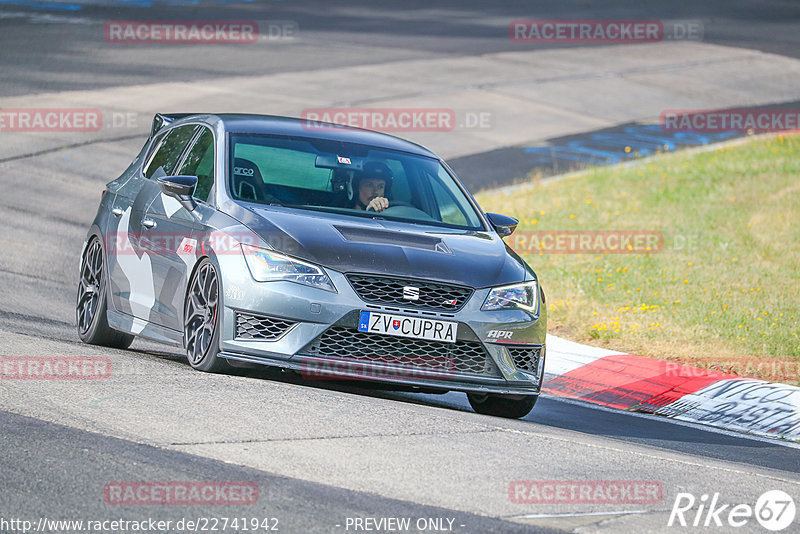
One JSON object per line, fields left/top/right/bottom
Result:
{"left": 143, "top": 125, "right": 199, "bottom": 179}
{"left": 178, "top": 128, "right": 215, "bottom": 202}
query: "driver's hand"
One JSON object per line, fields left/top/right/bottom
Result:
{"left": 366, "top": 197, "right": 389, "bottom": 212}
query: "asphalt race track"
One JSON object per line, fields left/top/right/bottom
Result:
{"left": 1, "top": 2, "right": 799, "bottom": 533}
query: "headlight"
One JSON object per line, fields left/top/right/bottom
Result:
{"left": 241, "top": 244, "right": 336, "bottom": 293}
{"left": 482, "top": 280, "right": 538, "bottom": 313}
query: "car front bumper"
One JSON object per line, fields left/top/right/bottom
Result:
{"left": 216, "top": 255, "right": 547, "bottom": 395}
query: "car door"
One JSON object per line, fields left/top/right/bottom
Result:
{"left": 142, "top": 126, "right": 216, "bottom": 331}
{"left": 104, "top": 136, "right": 153, "bottom": 315}
{"left": 109, "top": 123, "right": 199, "bottom": 328}
{"left": 105, "top": 132, "right": 167, "bottom": 318}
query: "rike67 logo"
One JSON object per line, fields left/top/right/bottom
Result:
{"left": 669, "top": 490, "right": 795, "bottom": 531}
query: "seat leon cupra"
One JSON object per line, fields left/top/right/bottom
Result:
{"left": 77, "top": 113, "right": 546, "bottom": 418}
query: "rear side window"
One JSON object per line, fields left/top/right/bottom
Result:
{"left": 144, "top": 125, "right": 199, "bottom": 179}
{"left": 178, "top": 128, "right": 215, "bottom": 202}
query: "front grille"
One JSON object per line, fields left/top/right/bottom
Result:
{"left": 346, "top": 274, "right": 473, "bottom": 312}
{"left": 300, "top": 326, "right": 501, "bottom": 377}
{"left": 235, "top": 312, "right": 296, "bottom": 340}
{"left": 507, "top": 345, "right": 542, "bottom": 375}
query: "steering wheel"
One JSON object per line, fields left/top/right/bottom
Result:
{"left": 366, "top": 200, "right": 414, "bottom": 212}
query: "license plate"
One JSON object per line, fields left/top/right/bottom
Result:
{"left": 358, "top": 311, "right": 457, "bottom": 343}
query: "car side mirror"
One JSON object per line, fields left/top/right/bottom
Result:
{"left": 158, "top": 175, "right": 198, "bottom": 211}
{"left": 486, "top": 212, "right": 518, "bottom": 237}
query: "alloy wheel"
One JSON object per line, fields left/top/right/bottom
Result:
{"left": 77, "top": 239, "right": 103, "bottom": 335}
{"left": 185, "top": 263, "right": 219, "bottom": 365}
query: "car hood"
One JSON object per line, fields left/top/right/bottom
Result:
{"left": 235, "top": 206, "right": 530, "bottom": 288}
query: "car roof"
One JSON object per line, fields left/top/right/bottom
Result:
{"left": 182, "top": 113, "right": 439, "bottom": 158}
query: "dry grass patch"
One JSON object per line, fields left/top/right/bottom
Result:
{"left": 476, "top": 134, "right": 800, "bottom": 385}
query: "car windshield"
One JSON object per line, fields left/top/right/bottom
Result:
{"left": 228, "top": 133, "right": 484, "bottom": 230}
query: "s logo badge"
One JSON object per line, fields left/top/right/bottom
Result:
{"left": 402, "top": 286, "right": 420, "bottom": 301}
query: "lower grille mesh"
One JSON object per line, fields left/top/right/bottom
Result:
{"left": 235, "top": 312, "right": 296, "bottom": 341}
{"left": 300, "top": 326, "right": 501, "bottom": 377}
{"left": 507, "top": 345, "right": 542, "bottom": 375}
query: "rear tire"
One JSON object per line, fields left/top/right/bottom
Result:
{"left": 76, "top": 237, "right": 135, "bottom": 349}
{"left": 467, "top": 393, "right": 537, "bottom": 419}
{"left": 184, "top": 259, "right": 228, "bottom": 373}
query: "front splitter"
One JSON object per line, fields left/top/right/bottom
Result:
{"left": 219, "top": 351, "right": 541, "bottom": 396}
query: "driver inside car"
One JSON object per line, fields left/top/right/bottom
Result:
{"left": 349, "top": 161, "right": 393, "bottom": 212}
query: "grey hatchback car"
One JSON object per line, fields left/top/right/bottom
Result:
{"left": 77, "top": 113, "right": 546, "bottom": 418}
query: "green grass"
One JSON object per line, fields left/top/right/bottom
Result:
{"left": 476, "top": 134, "right": 800, "bottom": 384}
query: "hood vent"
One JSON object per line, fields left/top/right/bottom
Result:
{"left": 334, "top": 225, "right": 451, "bottom": 253}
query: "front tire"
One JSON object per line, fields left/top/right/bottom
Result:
{"left": 467, "top": 393, "right": 537, "bottom": 419}
{"left": 76, "top": 237, "right": 134, "bottom": 349}
{"left": 184, "top": 259, "right": 228, "bottom": 373}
